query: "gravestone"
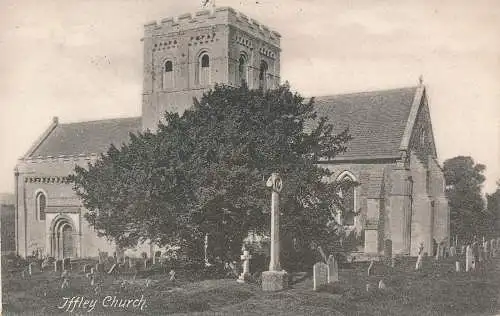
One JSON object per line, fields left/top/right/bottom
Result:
{"left": 63, "top": 258, "right": 71, "bottom": 271}
{"left": 313, "top": 262, "right": 328, "bottom": 291}
{"left": 83, "top": 264, "right": 91, "bottom": 274}
{"left": 415, "top": 242, "right": 424, "bottom": 271}
{"left": 435, "top": 243, "right": 441, "bottom": 260}
{"left": 144, "top": 258, "right": 152, "bottom": 270}
{"left": 237, "top": 249, "right": 252, "bottom": 283}
{"left": 61, "top": 270, "right": 70, "bottom": 289}
{"left": 327, "top": 255, "right": 338, "bottom": 283}
{"left": 366, "top": 283, "right": 372, "bottom": 292}
{"left": 55, "top": 260, "right": 63, "bottom": 272}
{"left": 107, "top": 263, "right": 118, "bottom": 275}
{"left": 449, "top": 246, "right": 456, "bottom": 257}
{"left": 455, "top": 261, "right": 461, "bottom": 272}
{"left": 28, "top": 262, "right": 33, "bottom": 276}
{"left": 466, "top": 245, "right": 473, "bottom": 272}
{"left": 378, "top": 280, "right": 386, "bottom": 290}
{"left": 169, "top": 269, "right": 176, "bottom": 282}
{"left": 367, "top": 259, "right": 374, "bottom": 276}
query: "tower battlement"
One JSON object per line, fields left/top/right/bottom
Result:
{"left": 144, "top": 6, "right": 281, "bottom": 48}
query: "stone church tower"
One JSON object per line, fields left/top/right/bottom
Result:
{"left": 141, "top": 6, "right": 281, "bottom": 130}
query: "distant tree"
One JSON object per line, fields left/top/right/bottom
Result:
{"left": 486, "top": 180, "right": 500, "bottom": 236}
{"left": 70, "top": 83, "right": 352, "bottom": 264}
{"left": 443, "top": 156, "right": 487, "bottom": 241}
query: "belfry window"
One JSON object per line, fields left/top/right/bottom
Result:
{"left": 36, "top": 191, "right": 46, "bottom": 221}
{"left": 163, "top": 60, "right": 174, "bottom": 89}
{"left": 197, "top": 53, "right": 211, "bottom": 86}
{"left": 259, "top": 60, "right": 268, "bottom": 90}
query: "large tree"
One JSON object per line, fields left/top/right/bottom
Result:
{"left": 443, "top": 156, "right": 487, "bottom": 241}
{"left": 70, "top": 83, "right": 352, "bottom": 263}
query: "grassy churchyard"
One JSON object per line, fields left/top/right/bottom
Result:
{"left": 3, "top": 254, "right": 500, "bottom": 315}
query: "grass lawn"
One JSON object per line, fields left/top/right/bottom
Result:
{"left": 3, "top": 256, "right": 500, "bottom": 315}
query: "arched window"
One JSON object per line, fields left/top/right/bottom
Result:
{"left": 35, "top": 191, "right": 46, "bottom": 221}
{"left": 259, "top": 60, "right": 268, "bottom": 90}
{"left": 336, "top": 172, "right": 356, "bottom": 226}
{"left": 238, "top": 54, "right": 247, "bottom": 85}
{"left": 163, "top": 60, "right": 174, "bottom": 89}
{"left": 201, "top": 54, "right": 210, "bottom": 68}
{"left": 197, "top": 53, "right": 211, "bottom": 86}
{"left": 165, "top": 60, "right": 173, "bottom": 72}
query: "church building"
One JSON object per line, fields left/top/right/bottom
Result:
{"left": 14, "top": 6, "right": 449, "bottom": 259}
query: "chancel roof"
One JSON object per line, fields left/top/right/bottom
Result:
{"left": 27, "top": 117, "right": 142, "bottom": 158}
{"left": 310, "top": 86, "right": 419, "bottom": 160}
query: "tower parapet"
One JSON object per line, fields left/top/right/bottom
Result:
{"left": 143, "top": 7, "right": 281, "bottom": 48}
{"left": 141, "top": 6, "right": 281, "bottom": 131}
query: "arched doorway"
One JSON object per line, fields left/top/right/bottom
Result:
{"left": 50, "top": 216, "right": 75, "bottom": 259}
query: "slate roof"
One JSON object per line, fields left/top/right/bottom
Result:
{"left": 311, "top": 86, "right": 418, "bottom": 160}
{"left": 28, "top": 117, "right": 142, "bottom": 158}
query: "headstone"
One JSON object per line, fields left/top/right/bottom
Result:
{"left": 89, "top": 268, "right": 96, "bottom": 286}
{"left": 449, "top": 246, "right": 457, "bottom": 257}
{"left": 83, "top": 264, "right": 91, "bottom": 274}
{"left": 466, "top": 245, "right": 473, "bottom": 272}
{"left": 378, "top": 280, "right": 386, "bottom": 290}
{"left": 61, "top": 270, "right": 70, "bottom": 289}
{"left": 261, "top": 173, "right": 288, "bottom": 292}
{"left": 455, "top": 261, "right": 461, "bottom": 272}
{"left": 107, "top": 263, "right": 118, "bottom": 275}
{"left": 435, "top": 243, "right": 441, "bottom": 260}
{"left": 366, "top": 283, "right": 372, "bottom": 292}
{"left": 313, "top": 262, "right": 328, "bottom": 291}
{"left": 484, "top": 241, "right": 490, "bottom": 260}
{"left": 237, "top": 250, "right": 252, "bottom": 283}
{"left": 63, "top": 258, "right": 71, "bottom": 271}
{"left": 327, "top": 255, "right": 338, "bottom": 283}
{"left": 169, "top": 269, "right": 176, "bottom": 282}
{"left": 55, "top": 260, "right": 63, "bottom": 272}
{"left": 415, "top": 242, "right": 424, "bottom": 271}
{"left": 367, "top": 259, "right": 374, "bottom": 276}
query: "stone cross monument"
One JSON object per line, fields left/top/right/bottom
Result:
{"left": 237, "top": 249, "right": 252, "bottom": 283}
{"left": 262, "top": 173, "right": 289, "bottom": 291}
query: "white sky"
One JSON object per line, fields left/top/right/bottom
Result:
{"left": 0, "top": 0, "right": 499, "bottom": 193}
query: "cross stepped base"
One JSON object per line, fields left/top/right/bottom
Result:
{"left": 261, "top": 270, "right": 288, "bottom": 291}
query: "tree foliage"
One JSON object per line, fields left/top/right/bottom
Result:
{"left": 443, "top": 156, "right": 488, "bottom": 241}
{"left": 70, "top": 84, "right": 352, "bottom": 262}
{"left": 486, "top": 181, "right": 500, "bottom": 236}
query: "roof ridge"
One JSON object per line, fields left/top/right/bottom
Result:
{"left": 313, "top": 86, "right": 418, "bottom": 100}
{"left": 58, "top": 116, "right": 141, "bottom": 126}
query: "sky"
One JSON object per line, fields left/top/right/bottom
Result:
{"left": 0, "top": 0, "right": 499, "bottom": 194}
